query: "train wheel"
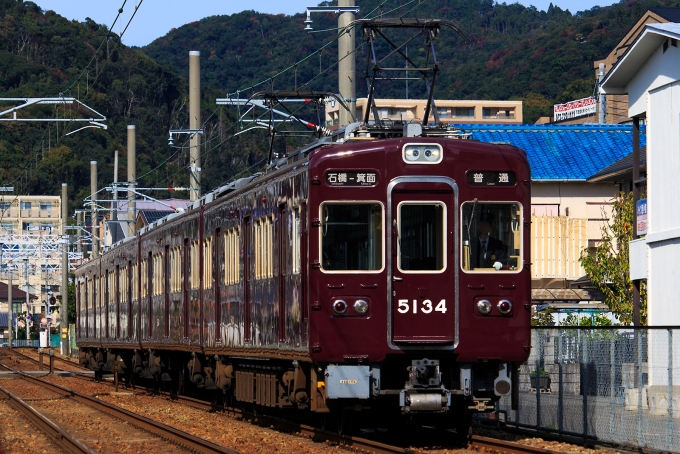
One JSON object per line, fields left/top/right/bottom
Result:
{"left": 450, "top": 408, "right": 472, "bottom": 447}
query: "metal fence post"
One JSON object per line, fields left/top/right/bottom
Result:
{"left": 668, "top": 329, "right": 673, "bottom": 449}
{"left": 582, "top": 330, "right": 589, "bottom": 444}
{"left": 536, "top": 329, "right": 542, "bottom": 430}
{"left": 558, "top": 327, "right": 563, "bottom": 436}
{"left": 637, "top": 330, "right": 643, "bottom": 446}
{"left": 610, "top": 329, "right": 615, "bottom": 440}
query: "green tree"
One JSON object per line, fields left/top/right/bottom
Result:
{"left": 579, "top": 192, "right": 647, "bottom": 325}
{"left": 531, "top": 305, "right": 555, "bottom": 326}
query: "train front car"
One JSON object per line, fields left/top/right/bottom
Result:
{"left": 307, "top": 135, "right": 531, "bottom": 432}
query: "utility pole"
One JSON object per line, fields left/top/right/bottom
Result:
{"left": 598, "top": 63, "right": 606, "bottom": 124}
{"left": 23, "top": 258, "right": 28, "bottom": 341}
{"left": 61, "top": 183, "right": 69, "bottom": 356}
{"left": 304, "top": 3, "right": 360, "bottom": 128}
{"left": 127, "top": 126, "right": 136, "bottom": 237}
{"left": 189, "top": 51, "right": 202, "bottom": 201}
{"left": 338, "top": 0, "right": 357, "bottom": 128}
{"left": 90, "top": 161, "right": 98, "bottom": 257}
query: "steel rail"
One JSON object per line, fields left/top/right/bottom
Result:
{"left": 16, "top": 373, "right": 241, "bottom": 454}
{"left": 470, "top": 435, "right": 568, "bottom": 454}
{"left": 0, "top": 384, "right": 96, "bottom": 454}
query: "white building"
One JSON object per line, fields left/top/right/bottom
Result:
{"left": 600, "top": 23, "right": 680, "bottom": 326}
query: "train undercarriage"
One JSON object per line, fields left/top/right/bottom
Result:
{"left": 80, "top": 347, "right": 516, "bottom": 438}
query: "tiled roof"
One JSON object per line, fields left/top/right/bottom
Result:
{"left": 588, "top": 146, "right": 646, "bottom": 182}
{"left": 650, "top": 7, "right": 680, "bottom": 23}
{"left": 140, "top": 210, "right": 175, "bottom": 224}
{"left": 453, "top": 124, "right": 646, "bottom": 180}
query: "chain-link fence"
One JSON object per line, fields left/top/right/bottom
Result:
{"left": 499, "top": 327, "right": 680, "bottom": 451}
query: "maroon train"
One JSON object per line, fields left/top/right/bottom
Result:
{"left": 76, "top": 121, "right": 531, "bottom": 433}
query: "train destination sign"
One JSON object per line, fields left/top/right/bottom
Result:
{"left": 326, "top": 171, "right": 378, "bottom": 187}
{"left": 467, "top": 171, "right": 516, "bottom": 186}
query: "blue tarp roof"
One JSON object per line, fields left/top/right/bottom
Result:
{"left": 452, "top": 124, "right": 647, "bottom": 181}
{"left": 0, "top": 313, "right": 16, "bottom": 328}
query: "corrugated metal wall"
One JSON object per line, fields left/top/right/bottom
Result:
{"left": 531, "top": 216, "right": 587, "bottom": 279}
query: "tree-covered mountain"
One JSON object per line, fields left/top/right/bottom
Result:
{"left": 0, "top": 0, "right": 268, "bottom": 210}
{"left": 0, "top": 0, "right": 679, "bottom": 208}
{"left": 143, "top": 0, "right": 680, "bottom": 123}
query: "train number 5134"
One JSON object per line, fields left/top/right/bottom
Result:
{"left": 397, "top": 299, "right": 447, "bottom": 314}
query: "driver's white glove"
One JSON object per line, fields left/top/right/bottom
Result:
{"left": 493, "top": 261, "right": 502, "bottom": 271}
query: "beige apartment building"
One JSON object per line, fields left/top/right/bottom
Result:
{"left": 0, "top": 194, "right": 64, "bottom": 319}
{"left": 325, "top": 98, "right": 522, "bottom": 129}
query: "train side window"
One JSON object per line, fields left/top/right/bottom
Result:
{"left": 224, "top": 228, "right": 240, "bottom": 285}
{"left": 204, "top": 236, "right": 213, "bottom": 285}
{"left": 293, "top": 207, "right": 301, "bottom": 275}
{"left": 320, "top": 202, "right": 384, "bottom": 272}
{"left": 397, "top": 202, "right": 446, "bottom": 272}
{"left": 254, "top": 217, "right": 274, "bottom": 280}
{"left": 154, "top": 253, "right": 163, "bottom": 295}
{"left": 141, "top": 258, "right": 148, "bottom": 298}
{"left": 191, "top": 240, "right": 200, "bottom": 289}
{"left": 461, "top": 202, "right": 522, "bottom": 273}
{"left": 131, "top": 263, "right": 138, "bottom": 299}
{"left": 120, "top": 265, "right": 128, "bottom": 305}
{"left": 171, "top": 247, "right": 181, "bottom": 292}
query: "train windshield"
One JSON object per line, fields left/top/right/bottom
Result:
{"left": 397, "top": 202, "right": 445, "bottom": 272}
{"left": 461, "top": 202, "right": 522, "bottom": 272}
{"left": 321, "top": 202, "right": 383, "bottom": 272}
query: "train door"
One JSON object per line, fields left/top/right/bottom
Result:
{"left": 388, "top": 177, "right": 458, "bottom": 346}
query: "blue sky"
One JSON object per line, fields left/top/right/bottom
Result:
{"left": 37, "top": 0, "right": 622, "bottom": 47}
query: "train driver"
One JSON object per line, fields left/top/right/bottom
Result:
{"left": 473, "top": 221, "right": 507, "bottom": 270}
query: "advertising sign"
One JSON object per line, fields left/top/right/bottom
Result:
{"left": 636, "top": 199, "right": 648, "bottom": 236}
{"left": 554, "top": 97, "right": 597, "bottom": 121}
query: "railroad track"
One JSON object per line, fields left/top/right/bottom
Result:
{"left": 0, "top": 372, "right": 241, "bottom": 454}
{"left": 0, "top": 350, "right": 570, "bottom": 454}
{"left": 1, "top": 347, "right": 89, "bottom": 373}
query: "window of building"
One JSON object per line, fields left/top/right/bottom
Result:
{"left": 437, "top": 108, "right": 449, "bottom": 118}
{"left": 482, "top": 107, "right": 491, "bottom": 118}
{"left": 20, "top": 202, "right": 31, "bottom": 210}
{"left": 0, "top": 202, "right": 10, "bottom": 210}
{"left": 454, "top": 107, "right": 474, "bottom": 118}
{"left": 39, "top": 202, "right": 52, "bottom": 210}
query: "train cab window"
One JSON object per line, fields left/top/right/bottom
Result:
{"left": 320, "top": 202, "right": 383, "bottom": 272}
{"left": 461, "top": 202, "right": 522, "bottom": 272}
{"left": 397, "top": 202, "right": 445, "bottom": 272}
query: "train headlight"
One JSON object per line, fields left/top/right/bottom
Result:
{"left": 477, "top": 299, "right": 492, "bottom": 315}
{"left": 354, "top": 299, "right": 369, "bottom": 315}
{"left": 404, "top": 148, "right": 420, "bottom": 161}
{"left": 333, "top": 299, "right": 348, "bottom": 315}
{"left": 402, "top": 144, "right": 443, "bottom": 164}
{"left": 497, "top": 299, "right": 513, "bottom": 315}
{"left": 423, "top": 148, "right": 440, "bottom": 161}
